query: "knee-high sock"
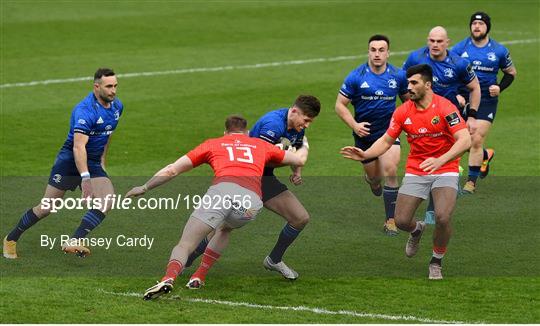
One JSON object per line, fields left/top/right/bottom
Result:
{"left": 269, "top": 223, "right": 301, "bottom": 263}
{"left": 72, "top": 209, "right": 106, "bottom": 239}
{"left": 191, "top": 247, "right": 221, "bottom": 281}
{"left": 383, "top": 186, "right": 399, "bottom": 220}
{"left": 7, "top": 209, "right": 41, "bottom": 241}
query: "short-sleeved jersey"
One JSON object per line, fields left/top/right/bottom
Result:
{"left": 386, "top": 94, "right": 467, "bottom": 175}
{"left": 249, "top": 108, "right": 304, "bottom": 146}
{"left": 186, "top": 133, "right": 286, "bottom": 197}
{"left": 339, "top": 63, "right": 408, "bottom": 142}
{"left": 451, "top": 37, "right": 513, "bottom": 101}
{"left": 403, "top": 47, "right": 476, "bottom": 107}
{"left": 61, "top": 92, "right": 124, "bottom": 161}
{"left": 249, "top": 108, "right": 304, "bottom": 175}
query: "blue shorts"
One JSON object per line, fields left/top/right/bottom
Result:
{"left": 477, "top": 100, "right": 497, "bottom": 123}
{"left": 463, "top": 100, "right": 498, "bottom": 123}
{"left": 354, "top": 134, "right": 400, "bottom": 164}
{"left": 261, "top": 173, "right": 288, "bottom": 203}
{"left": 48, "top": 156, "right": 108, "bottom": 191}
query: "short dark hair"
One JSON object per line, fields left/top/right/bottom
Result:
{"left": 406, "top": 64, "right": 433, "bottom": 83}
{"left": 225, "top": 114, "right": 248, "bottom": 133}
{"left": 368, "top": 34, "right": 390, "bottom": 49}
{"left": 94, "top": 68, "right": 115, "bottom": 83}
{"left": 293, "top": 95, "right": 321, "bottom": 118}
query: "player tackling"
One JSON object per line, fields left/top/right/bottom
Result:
{"left": 341, "top": 64, "right": 471, "bottom": 279}
{"left": 125, "top": 115, "right": 310, "bottom": 299}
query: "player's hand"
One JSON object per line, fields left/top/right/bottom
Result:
{"left": 81, "top": 178, "right": 94, "bottom": 200}
{"left": 289, "top": 172, "right": 303, "bottom": 186}
{"left": 419, "top": 157, "right": 444, "bottom": 174}
{"left": 353, "top": 122, "right": 371, "bottom": 138}
{"left": 456, "top": 95, "right": 467, "bottom": 108}
{"left": 126, "top": 186, "right": 147, "bottom": 198}
{"left": 466, "top": 117, "right": 477, "bottom": 135}
{"left": 340, "top": 146, "right": 366, "bottom": 161}
{"left": 489, "top": 85, "right": 501, "bottom": 97}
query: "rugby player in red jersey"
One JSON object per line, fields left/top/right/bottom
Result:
{"left": 341, "top": 64, "right": 471, "bottom": 279}
{"left": 126, "top": 115, "right": 309, "bottom": 299}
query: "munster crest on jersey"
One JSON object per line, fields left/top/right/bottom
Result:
{"left": 431, "top": 116, "right": 440, "bottom": 125}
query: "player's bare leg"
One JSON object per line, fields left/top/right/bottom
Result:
{"left": 263, "top": 190, "right": 307, "bottom": 279}
{"left": 394, "top": 193, "right": 425, "bottom": 257}
{"left": 363, "top": 158, "right": 383, "bottom": 196}
{"left": 63, "top": 177, "right": 115, "bottom": 257}
{"left": 3, "top": 185, "right": 65, "bottom": 259}
{"left": 465, "top": 120, "right": 492, "bottom": 193}
{"left": 144, "top": 217, "right": 213, "bottom": 300}
{"left": 379, "top": 145, "right": 400, "bottom": 235}
{"left": 429, "top": 186, "right": 458, "bottom": 279}
{"left": 188, "top": 225, "right": 232, "bottom": 289}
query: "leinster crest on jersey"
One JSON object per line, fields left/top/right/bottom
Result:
{"left": 388, "top": 78, "right": 397, "bottom": 89}
{"left": 487, "top": 52, "right": 497, "bottom": 62}
{"left": 444, "top": 68, "right": 455, "bottom": 78}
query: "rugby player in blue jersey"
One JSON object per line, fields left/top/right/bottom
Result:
{"left": 185, "top": 95, "right": 320, "bottom": 280}
{"left": 452, "top": 12, "right": 517, "bottom": 193}
{"left": 335, "top": 35, "right": 409, "bottom": 236}
{"left": 3, "top": 68, "right": 123, "bottom": 258}
{"left": 403, "top": 26, "right": 481, "bottom": 223}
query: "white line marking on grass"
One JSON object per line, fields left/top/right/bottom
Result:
{"left": 97, "top": 289, "right": 476, "bottom": 324}
{"left": 2, "top": 38, "right": 537, "bottom": 89}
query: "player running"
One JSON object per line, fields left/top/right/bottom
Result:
{"left": 125, "top": 115, "right": 310, "bottom": 299}
{"left": 335, "top": 34, "right": 408, "bottom": 235}
{"left": 185, "top": 95, "right": 320, "bottom": 281}
{"left": 341, "top": 64, "right": 471, "bottom": 279}
{"left": 403, "top": 26, "right": 480, "bottom": 223}
{"left": 3, "top": 68, "right": 123, "bottom": 258}
{"left": 451, "top": 12, "right": 517, "bottom": 193}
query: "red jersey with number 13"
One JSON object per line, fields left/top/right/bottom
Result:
{"left": 386, "top": 94, "right": 466, "bottom": 175}
{"left": 186, "top": 133, "right": 286, "bottom": 197}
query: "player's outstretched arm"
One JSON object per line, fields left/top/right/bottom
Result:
{"left": 419, "top": 129, "right": 471, "bottom": 174}
{"left": 341, "top": 133, "right": 395, "bottom": 161}
{"left": 126, "top": 155, "right": 194, "bottom": 198}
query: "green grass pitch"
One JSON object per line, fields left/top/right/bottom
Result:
{"left": 1, "top": 0, "right": 539, "bottom": 323}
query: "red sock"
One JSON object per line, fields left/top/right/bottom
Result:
{"left": 432, "top": 246, "right": 447, "bottom": 259}
{"left": 191, "top": 247, "right": 221, "bottom": 282}
{"left": 161, "top": 259, "right": 183, "bottom": 282}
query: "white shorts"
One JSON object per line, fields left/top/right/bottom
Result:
{"left": 398, "top": 173, "right": 459, "bottom": 200}
{"left": 191, "top": 182, "right": 263, "bottom": 229}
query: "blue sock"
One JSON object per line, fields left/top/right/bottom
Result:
{"left": 72, "top": 209, "right": 106, "bottom": 239}
{"left": 468, "top": 166, "right": 481, "bottom": 184}
{"left": 383, "top": 186, "right": 399, "bottom": 220}
{"left": 269, "top": 223, "right": 301, "bottom": 263}
{"left": 426, "top": 192, "right": 434, "bottom": 212}
{"left": 7, "top": 209, "right": 40, "bottom": 241}
{"left": 186, "top": 236, "right": 209, "bottom": 267}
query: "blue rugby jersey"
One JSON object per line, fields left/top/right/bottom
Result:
{"left": 403, "top": 47, "right": 476, "bottom": 107}
{"left": 451, "top": 37, "right": 513, "bottom": 102}
{"left": 339, "top": 63, "right": 407, "bottom": 142}
{"left": 61, "top": 92, "right": 123, "bottom": 161}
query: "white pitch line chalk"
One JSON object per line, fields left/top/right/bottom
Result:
{"left": 97, "top": 288, "right": 478, "bottom": 324}
{"left": 1, "top": 38, "right": 537, "bottom": 89}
